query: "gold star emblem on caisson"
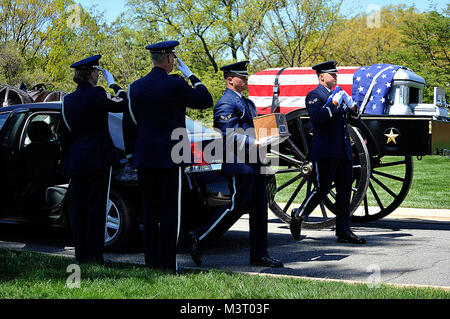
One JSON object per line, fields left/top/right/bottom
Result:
{"left": 384, "top": 128, "right": 400, "bottom": 145}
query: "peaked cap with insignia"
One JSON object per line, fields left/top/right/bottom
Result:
{"left": 70, "top": 55, "right": 102, "bottom": 69}
{"left": 145, "top": 40, "right": 179, "bottom": 54}
{"left": 312, "top": 60, "right": 339, "bottom": 74}
{"left": 220, "top": 61, "right": 250, "bottom": 76}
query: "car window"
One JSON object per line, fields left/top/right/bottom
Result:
{"left": 22, "top": 113, "right": 60, "bottom": 148}
{"left": 186, "top": 117, "right": 215, "bottom": 134}
{"left": 1, "top": 112, "right": 25, "bottom": 148}
{"left": 186, "top": 117, "right": 221, "bottom": 143}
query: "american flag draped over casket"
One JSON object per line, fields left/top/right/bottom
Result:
{"left": 351, "top": 64, "right": 404, "bottom": 115}
{"left": 248, "top": 67, "right": 358, "bottom": 115}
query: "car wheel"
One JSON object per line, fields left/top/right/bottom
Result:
{"left": 104, "top": 188, "right": 137, "bottom": 252}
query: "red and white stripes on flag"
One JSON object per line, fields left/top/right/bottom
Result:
{"left": 248, "top": 67, "right": 359, "bottom": 115}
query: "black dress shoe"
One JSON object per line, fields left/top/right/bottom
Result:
{"left": 337, "top": 231, "right": 366, "bottom": 244}
{"left": 290, "top": 209, "right": 302, "bottom": 240}
{"left": 250, "top": 256, "right": 284, "bottom": 268}
{"left": 189, "top": 231, "right": 203, "bottom": 267}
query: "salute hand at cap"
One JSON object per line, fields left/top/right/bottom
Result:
{"left": 101, "top": 68, "right": 115, "bottom": 87}
{"left": 177, "top": 57, "right": 194, "bottom": 79}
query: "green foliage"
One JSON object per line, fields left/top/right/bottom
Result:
{"left": 185, "top": 64, "right": 224, "bottom": 126}
{"left": 126, "top": 0, "right": 273, "bottom": 72}
{"left": 322, "top": 4, "right": 449, "bottom": 103}
{"left": 0, "top": 42, "right": 25, "bottom": 84}
{"left": 386, "top": 6, "right": 450, "bottom": 102}
{"left": 255, "top": 0, "right": 343, "bottom": 68}
{"left": 324, "top": 5, "right": 418, "bottom": 66}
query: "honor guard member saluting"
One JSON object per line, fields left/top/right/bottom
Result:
{"left": 125, "top": 40, "right": 213, "bottom": 273}
{"left": 189, "top": 61, "right": 283, "bottom": 268}
{"left": 61, "top": 55, "right": 127, "bottom": 264}
{"left": 290, "top": 61, "right": 366, "bottom": 244}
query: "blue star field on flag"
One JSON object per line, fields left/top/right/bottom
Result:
{"left": 352, "top": 64, "right": 405, "bottom": 115}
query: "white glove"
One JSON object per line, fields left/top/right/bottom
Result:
{"left": 332, "top": 90, "right": 345, "bottom": 106}
{"left": 101, "top": 68, "right": 115, "bottom": 87}
{"left": 177, "top": 57, "right": 193, "bottom": 79}
{"left": 342, "top": 92, "right": 358, "bottom": 111}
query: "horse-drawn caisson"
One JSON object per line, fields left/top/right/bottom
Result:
{"left": 249, "top": 64, "right": 450, "bottom": 229}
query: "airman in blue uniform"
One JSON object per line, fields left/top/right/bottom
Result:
{"left": 62, "top": 55, "right": 127, "bottom": 264}
{"left": 124, "top": 41, "right": 213, "bottom": 272}
{"left": 290, "top": 61, "right": 366, "bottom": 244}
{"left": 189, "top": 61, "right": 283, "bottom": 268}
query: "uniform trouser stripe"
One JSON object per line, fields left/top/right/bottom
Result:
{"left": 104, "top": 166, "right": 112, "bottom": 242}
{"left": 105, "top": 166, "right": 112, "bottom": 215}
{"left": 198, "top": 175, "right": 237, "bottom": 241}
{"left": 177, "top": 166, "right": 182, "bottom": 244}
{"left": 176, "top": 167, "right": 182, "bottom": 271}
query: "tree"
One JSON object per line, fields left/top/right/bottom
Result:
{"left": 0, "top": 0, "right": 66, "bottom": 59}
{"left": 0, "top": 42, "right": 25, "bottom": 84}
{"left": 0, "top": 0, "right": 110, "bottom": 90}
{"left": 43, "top": 1, "right": 118, "bottom": 91}
{"left": 388, "top": 6, "right": 450, "bottom": 102}
{"left": 126, "top": 0, "right": 272, "bottom": 72}
{"left": 321, "top": 5, "right": 418, "bottom": 66}
{"left": 253, "top": 0, "right": 342, "bottom": 68}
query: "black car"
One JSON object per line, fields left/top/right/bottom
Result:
{"left": 0, "top": 102, "right": 232, "bottom": 251}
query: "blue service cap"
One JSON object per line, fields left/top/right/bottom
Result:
{"left": 220, "top": 61, "right": 250, "bottom": 76}
{"left": 70, "top": 54, "right": 102, "bottom": 69}
{"left": 145, "top": 40, "right": 179, "bottom": 53}
{"left": 312, "top": 60, "right": 339, "bottom": 74}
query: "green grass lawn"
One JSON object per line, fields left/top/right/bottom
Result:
{"left": 273, "top": 156, "right": 450, "bottom": 209}
{"left": 402, "top": 156, "right": 450, "bottom": 209}
{"left": 0, "top": 249, "right": 449, "bottom": 299}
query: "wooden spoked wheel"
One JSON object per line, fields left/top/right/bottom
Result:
{"left": 351, "top": 155, "right": 414, "bottom": 222}
{"left": 266, "top": 109, "right": 370, "bottom": 229}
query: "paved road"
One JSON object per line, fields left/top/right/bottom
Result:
{"left": 1, "top": 209, "right": 449, "bottom": 289}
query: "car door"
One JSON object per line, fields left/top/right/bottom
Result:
{"left": 0, "top": 109, "right": 65, "bottom": 215}
{"left": 0, "top": 109, "right": 28, "bottom": 213}
{"left": 18, "top": 111, "right": 65, "bottom": 211}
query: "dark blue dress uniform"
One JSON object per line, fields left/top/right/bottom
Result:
{"left": 190, "top": 61, "right": 282, "bottom": 268}
{"left": 215, "top": 88, "right": 260, "bottom": 174}
{"left": 61, "top": 55, "right": 127, "bottom": 263}
{"left": 125, "top": 41, "right": 213, "bottom": 272}
{"left": 291, "top": 61, "right": 363, "bottom": 240}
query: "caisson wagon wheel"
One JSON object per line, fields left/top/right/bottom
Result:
{"left": 351, "top": 155, "right": 414, "bottom": 222}
{"left": 266, "top": 108, "right": 370, "bottom": 229}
